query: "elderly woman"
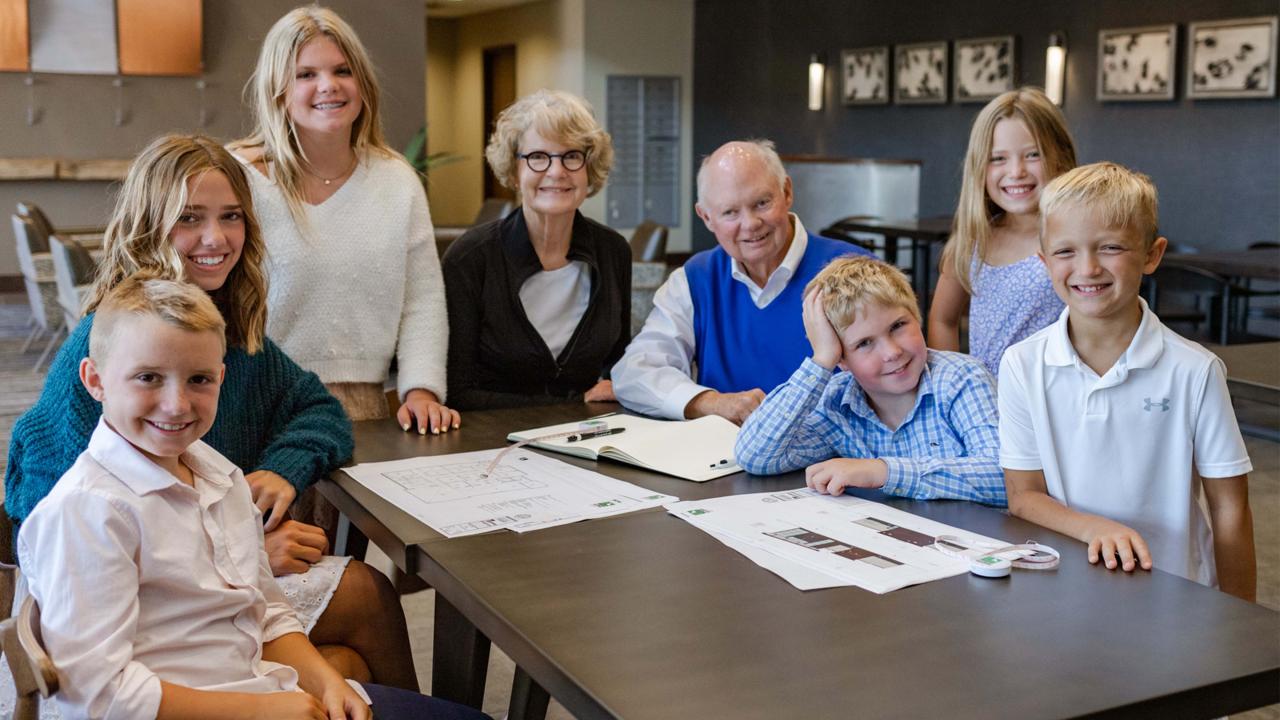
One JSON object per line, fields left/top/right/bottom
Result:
{"left": 442, "top": 89, "right": 631, "bottom": 409}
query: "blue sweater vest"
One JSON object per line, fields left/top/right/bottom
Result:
{"left": 686, "top": 233, "right": 866, "bottom": 394}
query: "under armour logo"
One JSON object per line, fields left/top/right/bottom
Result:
{"left": 1144, "top": 397, "right": 1170, "bottom": 412}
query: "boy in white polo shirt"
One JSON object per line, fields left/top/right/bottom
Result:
{"left": 998, "top": 162, "right": 1255, "bottom": 600}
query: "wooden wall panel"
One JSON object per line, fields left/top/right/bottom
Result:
{"left": 117, "top": 0, "right": 201, "bottom": 76}
{"left": 0, "top": 0, "right": 29, "bottom": 72}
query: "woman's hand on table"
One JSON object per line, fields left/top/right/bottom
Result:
{"left": 398, "top": 388, "right": 462, "bottom": 435}
{"left": 583, "top": 379, "right": 616, "bottom": 403}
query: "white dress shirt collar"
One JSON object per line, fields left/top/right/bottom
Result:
{"left": 87, "top": 417, "right": 238, "bottom": 497}
{"left": 727, "top": 214, "right": 809, "bottom": 306}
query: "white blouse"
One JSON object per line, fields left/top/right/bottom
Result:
{"left": 519, "top": 260, "right": 591, "bottom": 359}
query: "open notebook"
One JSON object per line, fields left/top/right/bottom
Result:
{"left": 507, "top": 414, "right": 742, "bottom": 482}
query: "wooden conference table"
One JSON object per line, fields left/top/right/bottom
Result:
{"left": 318, "top": 404, "right": 1280, "bottom": 720}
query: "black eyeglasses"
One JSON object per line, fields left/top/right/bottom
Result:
{"left": 518, "top": 150, "right": 587, "bottom": 172}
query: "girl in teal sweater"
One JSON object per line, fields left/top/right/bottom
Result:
{"left": 4, "top": 134, "right": 419, "bottom": 690}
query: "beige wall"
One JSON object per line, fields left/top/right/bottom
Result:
{"left": 582, "top": 0, "right": 694, "bottom": 251}
{"left": 426, "top": 0, "right": 694, "bottom": 252}
{"left": 427, "top": 0, "right": 585, "bottom": 226}
{"left": 1, "top": 0, "right": 426, "bottom": 277}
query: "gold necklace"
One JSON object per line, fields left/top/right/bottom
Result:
{"left": 306, "top": 153, "right": 358, "bottom": 185}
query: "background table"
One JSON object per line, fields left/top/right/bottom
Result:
{"left": 1163, "top": 248, "right": 1280, "bottom": 281}
{"left": 319, "top": 405, "right": 1280, "bottom": 720}
{"left": 821, "top": 216, "right": 952, "bottom": 324}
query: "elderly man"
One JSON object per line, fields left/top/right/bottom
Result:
{"left": 614, "top": 139, "right": 872, "bottom": 424}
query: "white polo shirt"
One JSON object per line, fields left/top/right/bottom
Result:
{"left": 998, "top": 300, "right": 1252, "bottom": 586}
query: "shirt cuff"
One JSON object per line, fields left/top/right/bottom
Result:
{"left": 661, "top": 380, "right": 712, "bottom": 420}
{"left": 878, "top": 457, "right": 914, "bottom": 496}
{"left": 999, "top": 454, "right": 1042, "bottom": 471}
{"left": 793, "top": 357, "right": 835, "bottom": 390}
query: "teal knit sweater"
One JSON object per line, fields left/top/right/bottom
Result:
{"left": 5, "top": 314, "right": 354, "bottom": 523}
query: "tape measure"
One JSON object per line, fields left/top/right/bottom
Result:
{"left": 934, "top": 535, "right": 1061, "bottom": 578}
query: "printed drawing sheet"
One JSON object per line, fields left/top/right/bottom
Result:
{"left": 346, "top": 449, "right": 677, "bottom": 538}
{"left": 667, "top": 489, "right": 1009, "bottom": 593}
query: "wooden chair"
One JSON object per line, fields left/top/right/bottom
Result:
{"left": 0, "top": 598, "right": 59, "bottom": 720}
{"left": 629, "top": 220, "right": 669, "bottom": 263}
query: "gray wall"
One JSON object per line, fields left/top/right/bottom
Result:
{"left": 1, "top": 0, "right": 425, "bottom": 276}
{"left": 692, "top": 0, "right": 1279, "bottom": 252}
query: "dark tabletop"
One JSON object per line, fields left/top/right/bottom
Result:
{"left": 323, "top": 404, "right": 1279, "bottom": 720}
{"left": 826, "top": 216, "right": 954, "bottom": 242}
{"left": 1163, "top": 249, "right": 1280, "bottom": 281}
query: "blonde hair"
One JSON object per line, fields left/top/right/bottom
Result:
{"left": 87, "top": 134, "right": 267, "bottom": 354}
{"left": 942, "top": 87, "right": 1078, "bottom": 292}
{"left": 696, "top": 139, "right": 787, "bottom": 204}
{"left": 1039, "top": 162, "right": 1159, "bottom": 248}
{"left": 805, "top": 256, "right": 920, "bottom": 331}
{"left": 485, "top": 89, "right": 614, "bottom": 197}
{"left": 231, "top": 5, "right": 395, "bottom": 224}
{"left": 91, "top": 275, "right": 227, "bottom": 364}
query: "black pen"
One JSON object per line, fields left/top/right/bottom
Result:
{"left": 566, "top": 427, "right": 626, "bottom": 443}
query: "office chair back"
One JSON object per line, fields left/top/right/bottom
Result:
{"left": 630, "top": 220, "right": 669, "bottom": 263}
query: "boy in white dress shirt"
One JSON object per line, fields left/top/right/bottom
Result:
{"left": 18, "top": 277, "right": 490, "bottom": 720}
{"left": 999, "top": 163, "right": 1255, "bottom": 600}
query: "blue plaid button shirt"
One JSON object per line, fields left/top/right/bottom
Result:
{"left": 735, "top": 351, "right": 1006, "bottom": 506}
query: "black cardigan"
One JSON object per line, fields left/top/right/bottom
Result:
{"left": 441, "top": 208, "right": 632, "bottom": 409}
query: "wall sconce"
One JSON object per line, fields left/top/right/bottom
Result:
{"left": 1045, "top": 33, "right": 1066, "bottom": 105}
{"left": 808, "top": 53, "right": 825, "bottom": 111}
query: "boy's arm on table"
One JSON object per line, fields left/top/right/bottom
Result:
{"left": 735, "top": 358, "right": 838, "bottom": 475}
{"left": 1005, "top": 468, "right": 1152, "bottom": 572}
{"left": 1204, "top": 474, "right": 1256, "bottom": 602}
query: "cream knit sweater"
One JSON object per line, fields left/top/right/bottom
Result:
{"left": 243, "top": 150, "right": 448, "bottom": 401}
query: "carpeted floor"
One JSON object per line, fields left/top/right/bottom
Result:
{"left": 0, "top": 292, "right": 1275, "bottom": 719}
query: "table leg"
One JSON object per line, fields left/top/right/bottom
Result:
{"left": 508, "top": 666, "right": 551, "bottom": 720}
{"left": 333, "top": 512, "right": 369, "bottom": 561}
{"left": 432, "top": 595, "right": 491, "bottom": 709}
{"left": 912, "top": 239, "right": 932, "bottom": 326}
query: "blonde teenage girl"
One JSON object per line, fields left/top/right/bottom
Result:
{"left": 927, "top": 87, "right": 1078, "bottom": 376}
{"left": 4, "top": 134, "right": 420, "bottom": 691}
{"left": 231, "top": 6, "right": 457, "bottom": 433}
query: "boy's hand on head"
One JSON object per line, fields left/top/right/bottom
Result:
{"left": 1081, "top": 517, "right": 1152, "bottom": 572}
{"left": 398, "top": 388, "right": 462, "bottom": 435}
{"left": 805, "top": 458, "right": 888, "bottom": 495}
{"left": 803, "top": 288, "right": 843, "bottom": 370}
{"left": 247, "top": 470, "right": 297, "bottom": 532}
{"left": 265, "top": 520, "right": 329, "bottom": 576}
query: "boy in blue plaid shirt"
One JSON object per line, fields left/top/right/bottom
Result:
{"left": 735, "top": 256, "right": 1005, "bottom": 505}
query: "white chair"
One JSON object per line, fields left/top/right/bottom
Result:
{"left": 12, "top": 216, "right": 63, "bottom": 371}
{"left": 48, "top": 236, "right": 96, "bottom": 338}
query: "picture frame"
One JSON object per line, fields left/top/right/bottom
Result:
{"left": 953, "top": 35, "right": 1016, "bottom": 102}
{"left": 841, "top": 46, "right": 890, "bottom": 105}
{"left": 1097, "top": 24, "right": 1177, "bottom": 101}
{"left": 894, "top": 41, "right": 948, "bottom": 104}
{"left": 1187, "top": 16, "right": 1278, "bottom": 99}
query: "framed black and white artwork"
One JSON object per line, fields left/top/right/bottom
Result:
{"left": 954, "top": 36, "right": 1016, "bottom": 102}
{"left": 1097, "top": 24, "right": 1177, "bottom": 101}
{"left": 894, "top": 41, "right": 948, "bottom": 104}
{"left": 841, "top": 46, "right": 890, "bottom": 105}
{"left": 1188, "top": 16, "right": 1278, "bottom": 99}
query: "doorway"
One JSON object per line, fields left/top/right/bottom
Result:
{"left": 483, "top": 44, "right": 516, "bottom": 201}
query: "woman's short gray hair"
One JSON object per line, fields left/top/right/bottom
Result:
{"left": 484, "top": 89, "right": 614, "bottom": 197}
